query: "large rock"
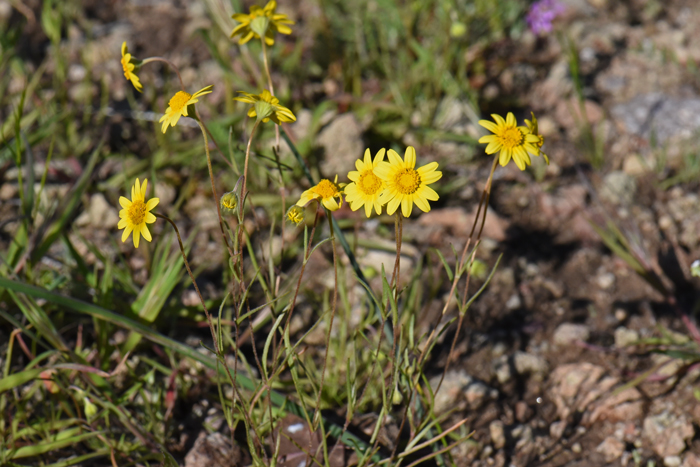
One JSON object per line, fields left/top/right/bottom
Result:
{"left": 611, "top": 93, "right": 700, "bottom": 145}
{"left": 317, "top": 113, "right": 364, "bottom": 177}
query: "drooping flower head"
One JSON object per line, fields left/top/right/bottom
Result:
{"left": 118, "top": 178, "right": 159, "bottom": 248}
{"left": 121, "top": 42, "right": 142, "bottom": 92}
{"left": 286, "top": 205, "right": 305, "bottom": 226}
{"left": 159, "top": 85, "right": 214, "bottom": 133}
{"left": 230, "top": 0, "right": 294, "bottom": 46}
{"left": 478, "top": 112, "right": 541, "bottom": 171}
{"left": 234, "top": 89, "right": 296, "bottom": 125}
{"left": 344, "top": 148, "right": 389, "bottom": 218}
{"left": 375, "top": 147, "right": 441, "bottom": 218}
{"left": 296, "top": 175, "right": 344, "bottom": 212}
{"left": 524, "top": 112, "right": 549, "bottom": 165}
{"left": 526, "top": 0, "right": 565, "bottom": 35}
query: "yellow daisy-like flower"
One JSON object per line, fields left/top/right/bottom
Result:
{"left": 118, "top": 178, "right": 159, "bottom": 248}
{"left": 286, "top": 205, "right": 305, "bottom": 226}
{"left": 159, "top": 85, "right": 214, "bottom": 134}
{"left": 121, "top": 42, "right": 142, "bottom": 92}
{"left": 296, "top": 175, "right": 344, "bottom": 211}
{"left": 374, "top": 146, "right": 442, "bottom": 218}
{"left": 234, "top": 89, "right": 296, "bottom": 124}
{"left": 524, "top": 112, "right": 549, "bottom": 165}
{"left": 478, "top": 112, "right": 541, "bottom": 171}
{"left": 344, "top": 148, "right": 389, "bottom": 218}
{"left": 230, "top": 0, "right": 294, "bottom": 46}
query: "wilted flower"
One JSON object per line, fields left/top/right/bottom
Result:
{"left": 526, "top": 0, "right": 565, "bottom": 35}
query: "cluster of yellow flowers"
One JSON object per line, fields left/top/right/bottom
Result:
{"left": 117, "top": 0, "right": 549, "bottom": 247}
{"left": 289, "top": 147, "right": 441, "bottom": 225}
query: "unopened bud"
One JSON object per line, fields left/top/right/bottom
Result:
{"left": 220, "top": 191, "right": 239, "bottom": 215}
{"left": 286, "top": 205, "right": 304, "bottom": 226}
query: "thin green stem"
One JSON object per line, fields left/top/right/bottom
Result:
{"left": 260, "top": 41, "right": 280, "bottom": 149}
{"left": 195, "top": 119, "right": 235, "bottom": 261}
{"left": 141, "top": 57, "right": 185, "bottom": 91}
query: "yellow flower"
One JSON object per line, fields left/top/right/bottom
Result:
{"left": 524, "top": 112, "right": 549, "bottom": 165}
{"left": 118, "top": 178, "right": 159, "bottom": 248}
{"left": 234, "top": 89, "right": 296, "bottom": 124}
{"left": 159, "top": 85, "right": 214, "bottom": 133}
{"left": 286, "top": 205, "right": 305, "bottom": 226}
{"left": 374, "top": 147, "right": 441, "bottom": 218}
{"left": 344, "top": 148, "right": 389, "bottom": 218}
{"left": 478, "top": 112, "right": 541, "bottom": 171}
{"left": 121, "top": 42, "right": 142, "bottom": 92}
{"left": 230, "top": 0, "right": 294, "bottom": 46}
{"left": 296, "top": 175, "right": 344, "bottom": 211}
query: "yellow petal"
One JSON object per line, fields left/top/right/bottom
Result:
{"left": 485, "top": 141, "right": 502, "bottom": 154}
{"left": 133, "top": 229, "right": 141, "bottom": 248}
{"left": 118, "top": 218, "right": 127, "bottom": 229}
{"left": 387, "top": 196, "right": 401, "bottom": 215}
{"left": 119, "top": 196, "right": 131, "bottom": 209}
{"left": 140, "top": 223, "right": 152, "bottom": 242}
{"left": 387, "top": 149, "right": 402, "bottom": 166}
{"left": 121, "top": 225, "right": 133, "bottom": 243}
{"left": 505, "top": 112, "right": 517, "bottom": 127}
{"left": 479, "top": 119, "right": 499, "bottom": 133}
{"left": 372, "top": 148, "right": 386, "bottom": 166}
{"left": 401, "top": 197, "right": 413, "bottom": 218}
{"left": 146, "top": 198, "right": 159, "bottom": 210}
{"left": 421, "top": 170, "right": 442, "bottom": 185}
{"left": 404, "top": 146, "right": 416, "bottom": 168}
{"left": 421, "top": 186, "right": 439, "bottom": 201}
{"left": 492, "top": 114, "right": 506, "bottom": 126}
{"left": 364, "top": 202, "right": 372, "bottom": 218}
{"left": 414, "top": 195, "right": 430, "bottom": 212}
{"left": 479, "top": 134, "right": 498, "bottom": 143}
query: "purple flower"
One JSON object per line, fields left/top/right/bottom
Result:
{"left": 526, "top": 0, "right": 566, "bottom": 35}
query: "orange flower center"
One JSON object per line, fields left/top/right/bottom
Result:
{"left": 128, "top": 199, "right": 147, "bottom": 225}
{"left": 394, "top": 168, "right": 421, "bottom": 195}
{"left": 313, "top": 179, "right": 339, "bottom": 199}
{"left": 358, "top": 170, "right": 382, "bottom": 196}
{"left": 169, "top": 91, "right": 192, "bottom": 113}
{"left": 498, "top": 127, "right": 524, "bottom": 149}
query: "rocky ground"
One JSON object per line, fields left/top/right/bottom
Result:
{"left": 3, "top": 0, "right": 700, "bottom": 465}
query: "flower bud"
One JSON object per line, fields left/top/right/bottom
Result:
{"left": 286, "top": 205, "right": 304, "bottom": 226}
{"left": 220, "top": 191, "right": 239, "bottom": 216}
{"left": 84, "top": 397, "right": 98, "bottom": 420}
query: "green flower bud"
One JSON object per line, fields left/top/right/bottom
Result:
{"left": 220, "top": 191, "right": 239, "bottom": 216}
{"left": 84, "top": 397, "right": 98, "bottom": 420}
{"left": 286, "top": 205, "right": 304, "bottom": 226}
